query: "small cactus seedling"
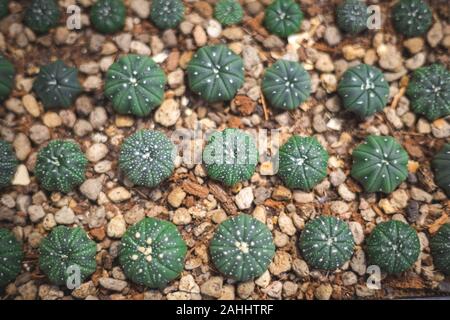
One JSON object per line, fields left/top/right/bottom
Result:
{"left": 203, "top": 128, "right": 258, "bottom": 187}
{"left": 261, "top": 59, "right": 311, "bottom": 110}
{"left": 392, "top": 0, "right": 432, "bottom": 37}
{"left": 33, "top": 60, "right": 82, "bottom": 109}
{"left": 214, "top": 0, "right": 244, "bottom": 26}
{"left": 0, "top": 0, "right": 8, "bottom": 19}
{"left": 0, "top": 54, "right": 15, "bottom": 102}
{"left": 299, "top": 216, "right": 355, "bottom": 270}
{"left": 406, "top": 64, "right": 450, "bottom": 121}
{"left": 277, "top": 135, "right": 329, "bottom": 191}
{"left": 264, "top": 0, "right": 303, "bottom": 38}
{"left": 0, "top": 140, "right": 18, "bottom": 189}
{"left": 35, "top": 140, "right": 88, "bottom": 193}
{"left": 187, "top": 45, "right": 244, "bottom": 102}
{"left": 366, "top": 220, "right": 420, "bottom": 274}
{"left": 150, "top": 0, "right": 185, "bottom": 30}
{"left": 24, "top": 0, "right": 60, "bottom": 34}
{"left": 39, "top": 226, "right": 97, "bottom": 286}
{"left": 351, "top": 135, "right": 409, "bottom": 194}
{"left": 210, "top": 214, "right": 275, "bottom": 281}
{"left": 337, "top": 64, "right": 389, "bottom": 118}
{"left": 90, "top": 0, "right": 126, "bottom": 34}
{"left": 105, "top": 54, "right": 166, "bottom": 117}
{"left": 336, "top": 0, "right": 369, "bottom": 34}
{"left": 430, "top": 224, "right": 450, "bottom": 275}
{"left": 119, "top": 130, "right": 175, "bottom": 188}
{"left": 0, "top": 229, "right": 23, "bottom": 287}
{"left": 119, "top": 217, "right": 187, "bottom": 288}
{"left": 431, "top": 143, "right": 450, "bottom": 197}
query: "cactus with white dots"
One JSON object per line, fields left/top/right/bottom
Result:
{"left": 150, "top": 0, "right": 185, "bottom": 30}
{"left": 336, "top": 0, "right": 369, "bottom": 34}
{"left": 105, "top": 54, "right": 166, "bottom": 117}
{"left": 210, "top": 214, "right": 275, "bottom": 281}
{"left": 35, "top": 140, "right": 87, "bottom": 193}
{"left": 0, "top": 229, "right": 23, "bottom": 287}
{"left": 431, "top": 143, "right": 450, "bottom": 197}
{"left": 366, "top": 220, "right": 420, "bottom": 274}
{"left": 90, "top": 0, "right": 126, "bottom": 34}
{"left": 406, "top": 64, "right": 450, "bottom": 121}
{"left": 0, "top": 54, "right": 14, "bottom": 102}
{"left": 262, "top": 59, "right": 311, "bottom": 110}
{"left": 24, "top": 0, "right": 60, "bottom": 34}
{"left": 214, "top": 0, "right": 244, "bottom": 26}
{"left": 392, "top": 0, "right": 432, "bottom": 37}
{"left": 32, "top": 60, "right": 82, "bottom": 109}
{"left": 277, "top": 135, "right": 329, "bottom": 191}
{"left": 430, "top": 224, "right": 450, "bottom": 275}
{"left": 299, "top": 216, "right": 355, "bottom": 271}
{"left": 338, "top": 64, "right": 389, "bottom": 118}
{"left": 351, "top": 135, "right": 409, "bottom": 194}
{"left": 187, "top": 45, "right": 244, "bottom": 103}
{"left": 263, "top": 0, "right": 303, "bottom": 38}
{"left": 0, "top": 140, "right": 18, "bottom": 189}
{"left": 119, "top": 217, "right": 187, "bottom": 288}
{"left": 119, "top": 130, "right": 175, "bottom": 188}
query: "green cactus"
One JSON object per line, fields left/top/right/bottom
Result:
{"left": 0, "top": 140, "right": 18, "bottom": 189}
{"left": 39, "top": 226, "right": 97, "bottom": 286}
{"left": 263, "top": 0, "right": 303, "bottom": 38}
{"left": 430, "top": 224, "right": 450, "bottom": 275}
{"left": 150, "top": 0, "right": 185, "bottom": 30}
{"left": 261, "top": 59, "right": 311, "bottom": 110}
{"left": 90, "top": 0, "right": 126, "bottom": 34}
{"left": 214, "top": 0, "right": 244, "bottom": 26}
{"left": 299, "top": 216, "right": 355, "bottom": 271}
{"left": 119, "top": 217, "right": 187, "bottom": 288}
{"left": 392, "top": 0, "right": 432, "bottom": 37}
{"left": 351, "top": 135, "right": 409, "bottom": 194}
{"left": 0, "top": 229, "right": 23, "bottom": 287}
{"left": 338, "top": 64, "right": 389, "bottom": 118}
{"left": 336, "top": 0, "right": 369, "bottom": 34}
{"left": 210, "top": 214, "right": 275, "bottom": 281}
{"left": 32, "top": 60, "right": 82, "bottom": 109}
{"left": 24, "top": 0, "right": 60, "bottom": 34}
{"left": 406, "top": 64, "right": 450, "bottom": 121}
{"left": 0, "top": 54, "right": 15, "bottom": 102}
{"left": 35, "top": 140, "right": 87, "bottom": 193}
{"left": 203, "top": 128, "right": 258, "bottom": 187}
{"left": 119, "top": 130, "right": 175, "bottom": 188}
{"left": 431, "top": 143, "right": 450, "bottom": 197}
{"left": 277, "top": 135, "right": 329, "bottom": 191}
{"left": 366, "top": 220, "right": 420, "bottom": 274}
{"left": 105, "top": 54, "right": 166, "bottom": 117}
{"left": 0, "top": 0, "right": 8, "bottom": 19}
{"left": 187, "top": 45, "right": 244, "bottom": 102}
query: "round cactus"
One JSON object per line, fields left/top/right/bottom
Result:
{"left": 264, "top": 0, "right": 303, "bottom": 38}
{"left": 0, "top": 140, "right": 18, "bottom": 189}
{"left": 150, "top": 0, "right": 184, "bottom": 30}
{"left": 203, "top": 128, "right": 258, "bottom": 187}
{"left": 119, "top": 130, "right": 175, "bottom": 188}
{"left": 35, "top": 140, "right": 88, "bottom": 193}
{"left": 430, "top": 224, "right": 450, "bottom": 275}
{"left": 105, "top": 54, "right": 166, "bottom": 117}
{"left": 119, "top": 217, "right": 187, "bottom": 288}
{"left": 406, "top": 64, "right": 450, "bottom": 121}
{"left": 0, "top": 0, "right": 8, "bottom": 19}
{"left": 336, "top": 0, "right": 369, "bottom": 34}
{"left": 0, "top": 229, "right": 23, "bottom": 287}
{"left": 261, "top": 59, "right": 311, "bottom": 110}
{"left": 337, "top": 64, "right": 389, "bottom": 118}
{"left": 90, "top": 0, "right": 126, "bottom": 34}
{"left": 299, "top": 216, "right": 355, "bottom": 271}
{"left": 0, "top": 54, "right": 15, "bottom": 102}
{"left": 187, "top": 45, "right": 244, "bottom": 103}
{"left": 431, "top": 143, "right": 450, "bottom": 197}
{"left": 210, "top": 214, "right": 275, "bottom": 281}
{"left": 392, "top": 0, "right": 432, "bottom": 37}
{"left": 39, "top": 226, "right": 97, "bottom": 286}
{"left": 24, "top": 0, "right": 60, "bottom": 34}
{"left": 214, "top": 0, "right": 244, "bottom": 26}
{"left": 351, "top": 135, "right": 409, "bottom": 194}
{"left": 32, "top": 60, "right": 82, "bottom": 109}
{"left": 366, "top": 220, "right": 420, "bottom": 274}
{"left": 277, "top": 135, "right": 329, "bottom": 191}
